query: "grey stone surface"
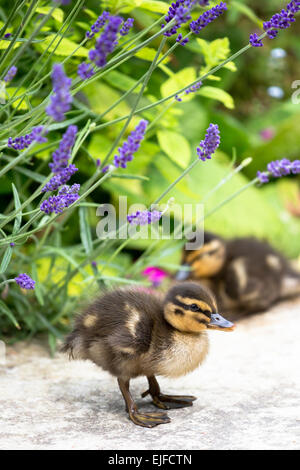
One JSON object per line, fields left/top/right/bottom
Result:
{"left": 0, "top": 298, "right": 300, "bottom": 450}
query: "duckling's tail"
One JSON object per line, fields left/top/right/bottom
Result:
{"left": 60, "top": 329, "right": 87, "bottom": 360}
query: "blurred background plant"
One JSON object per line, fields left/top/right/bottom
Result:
{"left": 0, "top": 0, "right": 299, "bottom": 350}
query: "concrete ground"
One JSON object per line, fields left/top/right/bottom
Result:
{"left": 0, "top": 298, "right": 300, "bottom": 450}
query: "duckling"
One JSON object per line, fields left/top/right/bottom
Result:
{"left": 61, "top": 282, "right": 234, "bottom": 428}
{"left": 176, "top": 231, "right": 300, "bottom": 317}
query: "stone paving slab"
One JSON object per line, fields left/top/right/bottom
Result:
{"left": 0, "top": 298, "right": 300, "bottom": 450}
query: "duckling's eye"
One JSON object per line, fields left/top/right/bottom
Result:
{"left": 190, "top": 304, "right": 200, "bottom": 312}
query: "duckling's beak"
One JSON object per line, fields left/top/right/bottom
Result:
{"left": 208, "top": 313, "right": 235, "bottom": 331}
{"left": 175, "top": 264, "right": 191, "bottom": 281}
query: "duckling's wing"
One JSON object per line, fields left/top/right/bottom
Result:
{"left": 106, "top": 298, "right": 155, "bottom": 357}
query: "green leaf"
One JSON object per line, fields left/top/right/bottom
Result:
{"left": 157, "top": 130, "right": 191, "bottom": 169}
{"left": 36, "top": 6, "right": 64, "bottom": 23}
{"left": 102, "top": 0, "right": 168, "bottom": 13}
{"left": 6, "top": 87, "right": 29, "bottom": 110}
{"left": 161, "top": 67, "right": 196, "bottom": 101}
{"left": 135, "top": 47, "right": 170, "bottom": 67}
{"left": 198, "top": 86, "right": 234, "bottom": 109}
{"left": 0, "top": 246, "right": 12, "bottom": 274}
{"left": 133, "top": 0, "right": 169, "bottom": 13}
{"left": 196, "top": 37, "right": 231, "bottom": 69}
{"left": 36, "top": 34, "right": 89, "bottom": 57}
{"left": 0, "top": 299, "right": 20, "bottom": 329}
{"left": 79, "top": 207, "right": 93, "bottom": 255}
{"left": 12, "top": 183, "right": 22, "bottom": 234}
{"left": 103, "top": 70, "right": 142, "bottom": 94}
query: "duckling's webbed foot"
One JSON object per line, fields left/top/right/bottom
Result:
{"left": 118, "top": 378, "right": 170, "bottom": 427}
{"left": 142, "top": 376, "right": 197, "bottom": 410}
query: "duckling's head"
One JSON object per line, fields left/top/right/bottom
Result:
{"left": 176, "top": 232, "right": 226, "bottom": 281}
{"left": 163, "top": 282, "right": 234, "bottom": 333}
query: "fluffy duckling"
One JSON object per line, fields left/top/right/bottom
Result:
{"left": 176, "top": 231, "right": 300, "bottom": 317}
{"left": 61, "top": 282, "right": 234, "bottom": 428}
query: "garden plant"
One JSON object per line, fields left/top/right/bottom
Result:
{"left": 0, "top": 0, "right": 299, "bottom": 353}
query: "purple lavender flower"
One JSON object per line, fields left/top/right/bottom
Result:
{"left": 162, "top": 1, "right": 192, "bottom": 38}
{"left": 3, "top": 65, "right": 17, "bottom": 83}
{"left": 185, "top": 81, "right": 202, "bottom": 94}
{"left": 96, "top": 158, "right": 101, "bottom": 167}
{"left": 176, "top": 33, "right": 189, "bottom": 45}
{"left": 197, "top": 124, "right": 220, "bottom": 161}
{"left": 41, "top": 126, "right": 78, "bottom": 192}
{"left": 102, "top": 165, "right": 110, "bottom": 173}
{"left": 46, "top": 64, "right": 72, "bottom": 122}
{"left": 49, "top": 125, "right": 78, "bottom": 174}
{"left": 40, "top": 184, "right": 80, "bottom": 214}
{"left": 15, "top": 273, "right": 35, "bottom": 290}
{"left": 89, "top": 15, "right": 123, "bottom": 68}
{"left": 4, "top": 33, "right": 12, "bottom": 38}
{"left": 42, "top": 164, "right": 78, "bottom": 192}
{"left": 190, "top": 2, "right": 227, "bottom": 34}
{"left": 10, "top": 242, "right": 15, "bottom": 247}
{"left": 249, "top": 33, "right": 263, "bottom": 47}
{"left": 54, "top": 0, "right": 71, "bottom": 4}
{"left": 114, "top": 120, "right": 148, "bottom": 168}
{"left": 86, "top": 11, "right": 110, "bottom": 39}
{"left": 120, "top": 18, "right": 134, "bottom": 36}
{"left": 8, "top": 126, "right": 48, "bottom": 151}
{"left": 257, "top": 158, "right": 300, "bottom": 183}
{"left": 257, "top": 171, "right": 269, "bottom": 184}
{"left": 127, "top": 210, "right": 162, "bottom": 225}
{"left": 250, "top": 1, "right": 300, "bottom": 46}
{"left": 77, "top": 62, "right": 95, "bottom": 80}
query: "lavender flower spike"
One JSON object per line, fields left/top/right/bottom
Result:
{"left": 120, "top": 18, "right": 134, "bottom": 36}
{"left": 77, "top": 62, "right": 95, "bottom": 80}
{"left": 15, "top": 273, "right": 35, "bottom": 290}
{"left": 249, "top": 33, "right": 263, "bottom": 47}
{"left": 8, "top": 126, "right": 48, "bottom": 151}
{"left": 86, "top": 11, "right": 110, "bottom": 39}
{"left": 89, "top": 15, "right": 123, "bottom": 68}
{"left": 4, "top": 66, "right": 17, "bottom": 83}
{"left": 49, "top": 125, "right": 78, "bottom": 174}
{"left": 257, "top": 158, "right": 300, "bottom": 183}
{"left": 40, "top": 184, "right": 80, "bottom": 214}
{"left": 114, "top": 120, "right": 148, "bottom": 168}
{"left": 46, "top": 64, "right": 72, "bottom": 122}
{"left": 162, "top": 1, "right": 192, "bottom": 38}
{"left": 190, "top": 2, "right": 227, "bottom": 35}
{"left": 127, "top": 210, "right": 162, "bottom": 226}
{"left": 197, "top": 124, "right": 220, "bottom": 161}
{"left": 250, "top": 1, "right": 300, "bottom": 47}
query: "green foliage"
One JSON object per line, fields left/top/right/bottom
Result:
{"left": 0, "top": 0, "right": 299, "bottom": 344}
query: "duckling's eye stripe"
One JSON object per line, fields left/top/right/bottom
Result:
{"left": 174, "top": 308, "right": 185, "bottom": 316}
{"left": 195, "top": 315, "right": 210, "bottom": 324}
{"left": 185, "top": 240, "right": 222, "bottom": 263}
{"left": 190, "top": 248, "right": 220, "bottom": 261}
{"left": 175, "top": 296, "right": 212, "bottom": 313}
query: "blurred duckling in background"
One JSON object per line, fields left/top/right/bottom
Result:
{"left": 177, "top": 231, "right": 300, "bottom": 318}
{"left": 61, "top": 282, "right": 234, "bottom": 428}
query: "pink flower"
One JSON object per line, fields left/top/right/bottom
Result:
{"left": 142, "top": 266, "right": 168, "bottom": 287}
{"left": 260, "top": 128, "right": 275, "bottom": 141}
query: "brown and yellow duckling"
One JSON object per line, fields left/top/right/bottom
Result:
{"left": 61, "top": 282, "right": 234, "bottom": 428}
{"left": 176, "top": 231, "right": 300, "bottom": 317}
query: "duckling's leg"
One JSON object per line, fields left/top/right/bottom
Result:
{"left": 117, "top": 378, "right": 171, "bottom": 427}
{"left": 142, "top": 375, "right": 197, "bottom": 410}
